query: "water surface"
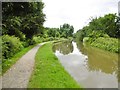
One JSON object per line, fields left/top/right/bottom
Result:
{"left": 52, "top": 41, "right": 118, "bottom": 88}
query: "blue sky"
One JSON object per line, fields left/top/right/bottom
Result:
{"left": 42, "top": 0, "right": 119, "bottom": 33}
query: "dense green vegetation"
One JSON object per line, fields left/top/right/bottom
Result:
{"left": 1, "top": 2, "right": 45, "bottom": 74}
{"left": 2, "top": 2, "right": 74, "bottom": 73}
{"left": 74, "top": 14, "right": 120, "bottom": 53}
{"left": 2, "top": 1, "right": 119, "bottom": 88}
{"left": 2, "top": 2, "right": 45, "bottom": 61}
{"left": 90, "top": 37, "right": 118, "bottom": 53}
{"left": 2, "top": 45, "right": 36, "bottom": 75}
{"left": 2, "top": 2, "right": 45, "bottom": 40}
{"left": 44, "top": 23, "right": 74, "bottom": 39}
{"left": 2, "top": 35, "right": 23, "bottom": 60}
{"left": 28, "top": 42, "right": 81, "bottom": 88}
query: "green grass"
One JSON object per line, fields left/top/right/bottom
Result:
{"left": 28, "top": 42, "right": 81, "bottom": 88}
{"left": 2, "top": 45, "right": 36, "bottom": 75}
{"left": 87, "top": 37, "right": 119, "bottom": 53}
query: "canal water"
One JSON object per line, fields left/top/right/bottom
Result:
{"left": 52, "top": 40, "right": 118, "bottom": 88}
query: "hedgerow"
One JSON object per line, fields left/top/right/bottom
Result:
{"left": 90, "top": 37, "right": 119, "bottom": 53}
{"left": 2, "top": 35, "right": 23, "bottom": 61}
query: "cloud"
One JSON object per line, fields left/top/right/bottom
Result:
{"left": 42, "top": 0, "right": 119, "bottom": 32}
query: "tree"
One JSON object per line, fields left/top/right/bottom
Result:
{"left": 75, "top": 13, "right": 119, "bottom": 42}
{"left": 60, "top": 23, "right": 74, "bottom": 38}
{"left": 2, "top": 2, "right": 45, "bottom": 39}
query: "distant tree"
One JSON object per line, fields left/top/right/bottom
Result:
{"left": 75, "top": 13, "right": 119, "bottom": 42}
{"left": 60, "top": 23, "right": 74, "bottom": 38}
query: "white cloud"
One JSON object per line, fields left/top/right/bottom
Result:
{"left": 42, "top": 0, "right": 119, "bottom": 33}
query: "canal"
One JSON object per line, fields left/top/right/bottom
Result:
{"left": 52, "top": 40, "right": 118, "bottom": 88}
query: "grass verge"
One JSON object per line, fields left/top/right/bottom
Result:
{"left": 2, "top": 45, "right": 36, "bottom": 75}
{"left": 28, "top": 42, "right": 81, "bottom": 88}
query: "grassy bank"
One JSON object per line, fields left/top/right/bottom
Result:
{"left": 2, "top": 44, "right": 36, "bottom": 75}
{"left": 28, "top": 42, "right": 81, "bottom": 88}
{"left": 91, "top": 37, "right": 119, "bottom": 53}
{"left": 83, "top": 37, "right": 119, "bottom": 53}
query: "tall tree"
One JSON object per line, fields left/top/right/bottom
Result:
{"left": 2, "top": 2, "right": 45, "bottom": 39}
{"left": 60, "top": 23, "right": 74, "bottom": 38}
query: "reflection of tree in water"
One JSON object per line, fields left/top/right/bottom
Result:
{"left": 76, "top": 41, "right": 118, "bottom": 75}
{"left": 86, "top": 47, "right": 118, "bottom": 75}
{"left": 75, "top": 41, "right": 87, "bottom": 55}
{"left": 52, "top": 41, "right": 73, "bottom": 55}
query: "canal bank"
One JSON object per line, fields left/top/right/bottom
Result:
{"left": 28, "top": 42, "right": 81, "bottom": 88}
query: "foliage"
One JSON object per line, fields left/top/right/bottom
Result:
{"left": 75, "top": 13, "right": 119, "bottom": 53}
{"left": 2, "top": 2, "right": 46, "bottom": 64}
{"left": 2, "top": 2, "right": 45, "bottom": 39}
{"left": 28, "top": 43, "right": 81, "bottom": 88}
{"left": 87, "top": 14, "right": 119, "bottom": 38}
{"left": 2, "top": 16, "right": 26, "bottom": 41}
{"left": 2, "top": 35, "right": 23, "bottom": 61}
{"left": 83, "top": 37, "right": 90, "bottom": 43}
{"left": 45, "top": 28, "right": 60, "bottom": 38}
{"left": 60, "top": 23, "right": 74, "bottom": 38}
{"left": 21, "top": 14, "right": 45, "bottom": 39}
{"left": 74, "top": 29, "right": 86, "bottom": 41}
{"left": 2, "top": 45, "right": 35, "bottom": 74}
{"left": 90, "top": 37, "right": 119, "bottom": 53}
{"left": 75, "top": 14, "right": 119, "bottom": 40}
{"left": 44, "top": 24, "right": 74, "bottom": 39}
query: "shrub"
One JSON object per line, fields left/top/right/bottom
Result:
{"left": 48, "top": 37, "right": 54, "bottom": 41}
{"left": 83, "top": 37, "right": 89, "bottom": 43}
{"left": 21, "top": 41, "right": 29, "bottom": 47}
{"left": 2, "top": 35, "right": 23, "bottom": 61}
{"left": 42, "top": 37, "right": 54, "bottom": 42}
{"left": 90, "top": 37, "right": 118, "bottom": 53}
{"left": 25, "top": 39, "right": 37, "bottom": 45}
{"left": 33, "top": 36, "right": 44, "bottom": 43}
{"left": 103, "top": 34, "right": 110, "bottom": 38}
{"left": 68, "top": 37, "right": 73, "bottom": 41}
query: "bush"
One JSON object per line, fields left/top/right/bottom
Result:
{"left": 90, "top": 37, "right": 119, "bottom": 53}
{"left": 21, "top": 41, "right": 29, "bottom": 47}
{"left": 2, "top": 35, "right": 23, "bottom": 61}
{"left": 68, "top": 37, "right": 73, "bottom": 41}
{"left": 26, "top": 39, "right": 36, "bottom": 45}
{"left": 103, "top": 34, "right": 110, "bottom": 38}
{"left": 48, "top": 37, "right": 54, "bottom": 41}
{"left": 83, "top": 37, "right": 89, "bottom": 43}
{"left": 42, "top": 37, "right": 54, "bottom": 42}
{"left": 32, "top": 36, "right": 45, "bottom": 43}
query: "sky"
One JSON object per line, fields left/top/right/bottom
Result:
{"left": 42, "top": 0, "right": 119, "bottom": 33}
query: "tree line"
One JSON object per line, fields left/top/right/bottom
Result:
{"left": 2, "top": 2, "right": 74, "bottom": 61}
{"left": 2, "top": 2, "right": 45, "bottom": 40}
{"left": 44, "top": 23, "right": 74, "bottom": 39}
{"left": 74, "top": 13, "right": 120, "bottom": 53}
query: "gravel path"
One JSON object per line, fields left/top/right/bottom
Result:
{"left": 0, "top": 43, "right": 45, "bottom": 88}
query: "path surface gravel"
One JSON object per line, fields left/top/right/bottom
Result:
{"left": 0, "top": 43, "right": 45, "bottom": 89}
